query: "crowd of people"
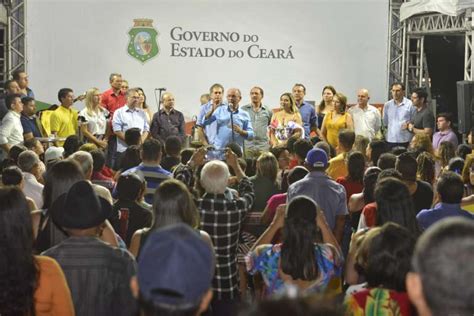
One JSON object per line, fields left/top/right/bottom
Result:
{"left": 0, "top": 71, "right": 473, "bottom": 316}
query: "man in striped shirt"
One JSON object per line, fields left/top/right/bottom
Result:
{"left": 121, "top": 138, "right": 171, "bottom": 204}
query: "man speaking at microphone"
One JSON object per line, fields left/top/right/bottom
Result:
{"left": 202, "top": 88, "right": 253, "bottom": 150}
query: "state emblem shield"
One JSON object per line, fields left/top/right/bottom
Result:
{"left": 128, "top": 19, "right": 159, "bottom": 63}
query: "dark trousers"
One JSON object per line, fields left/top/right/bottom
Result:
{"left": 106, "top": 135, "right": 117, "bottom": 168}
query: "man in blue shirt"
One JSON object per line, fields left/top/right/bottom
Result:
{"left": 292, "top": 83, "right": 317, "bottom": 140}
{"left": 383, "top": 82, "right": 415, "bottom": 148}
{"left": 417, "top": 171, "right": 474, "bottom": 230}
{"left": 287, "top": 148, "right": 347, "bottom": 244}
{"left": 20, "top": 97, "right": 42, "bottom": 140}
{"left": 202, "top": 88, "right": 253, "bottom": 150}
{"left": 196, "top": 83, "right": 226, "bottom": 146}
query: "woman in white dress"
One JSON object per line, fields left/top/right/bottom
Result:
{"left": 78, "top": 88, "right": 109, "bottom": 149}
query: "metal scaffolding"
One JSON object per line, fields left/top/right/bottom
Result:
{"left": 0, "top": 0, "right": 25, "bottom": 89}
{"left": 388, "top": 3, "right": 473, "bottom": 95}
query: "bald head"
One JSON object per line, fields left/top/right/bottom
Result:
{"left": 227, "top": 88, "right": 242, "bottom": 110}
{"left": 162, "top": 92, "right": 175, "bottom": 112}
{"left": 357, "top": 88, "right": 370, "bottom": 107}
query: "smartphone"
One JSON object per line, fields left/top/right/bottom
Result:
{"left": 206, "top": 149, "right": 226, "bottom": 161}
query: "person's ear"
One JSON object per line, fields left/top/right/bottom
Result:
{"left": 197, "top": 289, "right": 213, "bottom": 315}
{"left": 406, "top": 272, "right": 431, "bottom": 316}
{"left": 129, "top": 276, "right": 139, "bottom": 299}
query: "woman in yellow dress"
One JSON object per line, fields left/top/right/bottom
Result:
{"left": 269, "top": 93, "right": 303, "bottom": 147}
{"left": 321, "top": 92, "right": 353, "bottom": 149}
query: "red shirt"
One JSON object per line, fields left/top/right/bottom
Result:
{"left": 336, "top": 177, "right": 363, "bottom": 203}
{"left": 361, "top": 202, "right": 377, "bottom": 227}
{"left": 101, "top": 88, "right": 126, "bottom": 118}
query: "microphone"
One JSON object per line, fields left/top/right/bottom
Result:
{"left": 154, "top": 88, "right": 167, "bottom": 91}
{"left": 229, "top": 103, "right": 235, "bottom": 143}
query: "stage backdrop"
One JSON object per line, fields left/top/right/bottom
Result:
{"left": 27, "top": 0, "right": 389, "bottom": 118}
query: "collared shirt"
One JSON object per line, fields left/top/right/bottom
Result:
{"left": 348, "top": 104, "right": 381, "bottom": 140}
{"left": 43, "top": 236, "right": 137, "bottom": 316}
{"left": 198, "top": 177, "right": 254, "bottom": 300}
{"left": 0, "top": 110, "right": 23, "bottom": 146}
{"left": 287, "top": 171, "right": 348, "bottom": 230}
{"left": 297, "top": 100, "right": 317, "bottom": 139}
{"left": 79, "top": 107, "right": 108, "bottom": 136}
{"left": 112, "top": 105, "right": 149, "bottom": 153}
{"left": 121, "top": 163, "right": 171, "bottom": 204}
{"left": 203, "top": 105, "right": 254, "bottom": 150}
{"left": 417, "top": 202, "right": 474, "bottom": 230}
{"left": 197, "top": 101, "right": 226, "bottom": 146}
{"left": 20, "top": 87, "right": 35, "bottom": 98}
{"left": 241, "top": 103, "right": 273, "bottom": 152}
{"left": 432, "top": 129, "right": 458, "bottom": 150}
{"left": 383, "top": 97, "right": 415, "bottom": 143}
{"left": 21, "top": 113, "right": 42, "bottom": 137}
{"left": 150, "top": 108, "right": 185, "bottom": 143}
{"left": 23, "top": 172, "right": 44, "bottom": 208}
{"left": 49, "top": 105, "right": 78, "bottom": 143}
{"left": 101, "top": 88, "right": 126, "bottom": 118}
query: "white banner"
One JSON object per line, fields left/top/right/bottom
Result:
{"left": 27, "top": 0, "right": 389, "bottom": 118}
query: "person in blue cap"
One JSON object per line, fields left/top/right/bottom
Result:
{"left": 130, "top": 223, "right": 215, "bottom": 316}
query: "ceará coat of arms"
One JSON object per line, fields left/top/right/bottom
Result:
{"left": 128, "top": 19, "right": 159, "bottom": 63}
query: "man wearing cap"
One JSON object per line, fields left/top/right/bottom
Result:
{"left": 130, "top": 223, "right": 214, "bottom": 316}
{"left": 44, "top": 146, "right": 64, "bottom": 166}
{"left": 42, "top": 181, "right": 137, "bottom": 316}
{"left": 287, "top": 148, "right": 348, "bottom": 244}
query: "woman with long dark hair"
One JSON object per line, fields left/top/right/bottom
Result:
{"left": 348, "top": 167, "right": 381, "bottom": 231}
{"left": 137, "top": 87, "right": 153, "bottom": 125}
{"left": 345, "top": 223, "right": 416, "bottom": 315}
{"left": 269, "top": 93, "right": 303, "bottom": 147}
{"left": 316, "top": 85, "right": 336, "bottom": 131}
{"left": 129, "top": 179, "right": 211, "bottom": 258}
{"left": 247, "top": 196, "right": 342, "bottom": 297}
{"left": 34, "top": 160, "right": 118, "bottom": 252}
{"left": 0, "top": 187, "right": 74, "bottom": 315}
{"left": 375, "top": 177, "right": 420, "bottom": 235}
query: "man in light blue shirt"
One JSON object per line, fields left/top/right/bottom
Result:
{"left": 202, "top": 88, "right": 253, "bottom": 150}
{"left": 383, "top": 82, "right": 415, "bottom": 148}
{"left": 241, "top": 86, "right": 273, "bottom": 157}
{"left": 287, "top": 148, "right": 347, "bottom": 244}
{"left": 196, "top": 83, "right": 226, "bottom": 146}
{"left": 112, "top": 88, "right": 149, "bottom": 154}
{"left": 292, "top": 83, "right": 317, "bottom": 140}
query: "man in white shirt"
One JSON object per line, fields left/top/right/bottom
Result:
{"left": 17, "top": 150, "right": 44, "bottom": 208}
{"left": 0, "top": 94, "right": 24, "bottom": 156}
{"left": 348, "top": 89, "right": 381, "bottom": 140}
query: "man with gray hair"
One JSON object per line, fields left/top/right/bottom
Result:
{"left": 406, "top": 217, "right": 474, "bottom": 316}
{"left": 17, "top": 150, "right": 44, "bottom": 208}
{"left": 196, "top": 150, "right": 254, "bottom": 315}
{"left": 68, "top": 151, "right": 113, "bottom": 204}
